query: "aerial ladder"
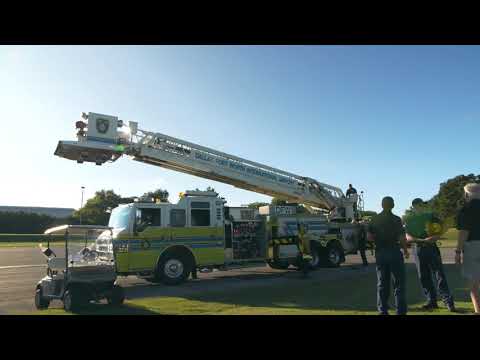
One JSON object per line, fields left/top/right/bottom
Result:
{"left": 55, "top": 112, "right": 360, "bottom": 221}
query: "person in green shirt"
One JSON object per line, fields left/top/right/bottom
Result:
{"left": 404, "top": 198, "right": 455, "bottom": 312}
{"left": 367, "top": 196, "right": 409, "bottom": 315}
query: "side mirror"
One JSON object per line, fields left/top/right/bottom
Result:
{"left": 43, "top": 248, "right": 54, "bottom": 257}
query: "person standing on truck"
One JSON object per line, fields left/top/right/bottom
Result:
{"left": 404, "top": 198, "right": 456, "bottom": 312}
{"left": 346, "top": 184, "right": 358, "bottom": 213}
{"left": 367, "top": 196, "right": 409, "bottom": 315}
{"left": 346, "top": 184, "right": 357, "bottom": 197}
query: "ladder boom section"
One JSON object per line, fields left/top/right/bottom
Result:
{"left": 131, "top": 129, "right": 345, "bottom": 210}
{"left": 54, "top": 112, "right": 351, "bottom": 213}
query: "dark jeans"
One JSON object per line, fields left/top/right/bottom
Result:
{"left": 376, "top": 248, "right": 407, "bottom": 315}
{"left": 415, "top": 245, "right": 454, "bottom": 306}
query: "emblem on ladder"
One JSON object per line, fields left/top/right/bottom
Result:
{"left": 96, "top": 118, "right": 110, "bottom": 134}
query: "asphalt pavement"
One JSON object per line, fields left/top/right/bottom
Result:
{"left": 0, "top": 246, "right": 457, "bottom": 314}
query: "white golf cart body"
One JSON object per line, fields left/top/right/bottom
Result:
{"left": 35, "top": 225, "right": 123, "bottom": 310}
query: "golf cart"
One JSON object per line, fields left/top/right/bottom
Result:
{"left": 35, "top": 225, "right": 125, "bottom": 312}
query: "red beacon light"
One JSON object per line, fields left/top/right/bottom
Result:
{"left": 76, "top": 121, "right": 87, "bottom": 138}
{"left": 75, "top": 121, "right": 87, "bottom": 129}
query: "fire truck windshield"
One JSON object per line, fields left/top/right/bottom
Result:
{"left": 108, "top": 206, "right": 132, "bottom": 229}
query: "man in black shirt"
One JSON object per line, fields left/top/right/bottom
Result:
{"left": 346, "top": 184, "right": 358, "bottom": 213}
{"left": 346, "top": 184, "right": 357, "bottom": 197}
{"left": 367, "top": 196, "right": 409, "bottom": 315}
{"left": 456, "top": 183, "right": 480, "bottom": 314}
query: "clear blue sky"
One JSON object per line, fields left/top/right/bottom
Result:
{"left": 1, "top": 45, "right": 479, "bottom": 216}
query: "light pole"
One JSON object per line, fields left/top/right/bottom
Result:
{"left": 80, "top": 186, "right": 85, "bottom": 225}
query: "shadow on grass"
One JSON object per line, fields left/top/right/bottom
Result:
{"left": 142, "top": 263, "right": 474, "bottom": 315}
{"left": 44, "top": 263, "right": 475, "bottom": 315}
{"left": 64, "top": 303, "right": 160, "bottom": 315}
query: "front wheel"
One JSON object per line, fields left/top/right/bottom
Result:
{"left": 157, "top": 253, "right": 191, "bottom": 286}
{"left": 35, "top": 288, "right": 50, "bottom": 310}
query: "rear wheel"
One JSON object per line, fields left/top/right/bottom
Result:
{"left": 34, "top": 288, "right": 50, "bottom": 310}
{"left": 63, "top": 288, "right": 85, "bottom": 312}
{"left": 107, "top": 285, "right": 125, "bottom": 306}
{"left": 325, "top": 242, "right": 344, "bottom": 267}
{"left": 308, "top": 245, "right": 321, "bottom": 269}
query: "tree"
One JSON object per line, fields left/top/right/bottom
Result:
{"left": 246, "top": 202, "right": 269, "bottom": 209}
{"left": 401, "top": 173, "right": 480, "bottom": 227}
{"left": 70, "top": 190, "right": 123, "bottom": 225}
{"left": 141, "top": 188, "right": 169, "bottom": 203}
{"left": 0, "top": 212, "right": 55, "bottom": 233}
{"left": 271, "top": 197, "right": 288, "bottom": 206}
{"left": 430, "top": 174, "right": 479, "bottom": 223}
{"left": 361, "top": 210, "right": 377, "bottom": 217}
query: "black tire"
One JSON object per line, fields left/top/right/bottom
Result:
{"left": 324, "top": 241, "right": 344, "bottom": 268}
{"left": 308, "top": 245, "right": 321, "bottom": 269}
{"left": 35, "top": 288, "right": 50, "bottom": 310}
{"left": 156, "top": 252, "right": 191, "bottom": 286}
{"left": 107, "top": 285, "right": 125, "bottom": 306}
{"left": 63, "top": 288, "right": 84, "bottom": 312}
{"left": 267, "top": 259, "right": 290, "bottom": 270}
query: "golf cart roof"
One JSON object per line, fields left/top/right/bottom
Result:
{"left": 44, "top": 225, "right": 113, "bottom": 236}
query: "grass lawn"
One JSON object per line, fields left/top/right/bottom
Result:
{"left": 437, "top": 228, "right": 459, "bottom": 248}
{"left": 34, "top": 262, "right": 476, "bottom": 315}
{"left": 0, "top": 241, "right": 63, "bottom": 248}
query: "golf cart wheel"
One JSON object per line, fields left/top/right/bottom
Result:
{"left": 63, "top": 289, "right": 83, "bottom": 312}
{"left": 324, "top": 241, "right": 344, "bottom": 268}
{"left": 267, "top": 259, "right": 290, "bottom": 270}
{"left": 34, "top": 288, "right": 50, "bottom": 310}
{"left": 107, "top": 285, "right": 125, "bottom": 306}
{"left": 157, "top": 252, "right": 190, "bottom": 286}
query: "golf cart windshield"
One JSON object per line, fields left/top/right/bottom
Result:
{"left": 44, "top": 225, "right": 114, "bottom": 269}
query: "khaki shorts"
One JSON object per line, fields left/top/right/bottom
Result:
{"left": 463, "top": 241, "right": 480, "bottom": 281}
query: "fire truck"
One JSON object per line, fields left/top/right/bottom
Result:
{"left": 54, "top": 112, "right": 367, "bottom": 285}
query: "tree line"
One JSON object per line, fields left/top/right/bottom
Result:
{"left": 0, "top": 212, "right": 57, "bottom": 234}
{"left": 403, "top": 173, "right": 480, "bottom": 227}
{"left": 0, "top": 188, "right": 169, "bottom": 233}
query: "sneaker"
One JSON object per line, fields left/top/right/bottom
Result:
{"left": 378, "top": 311, "right": 389, "bottom": 315}
{"left": 421, "top": 302, "right": 439, "bottom": 310}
